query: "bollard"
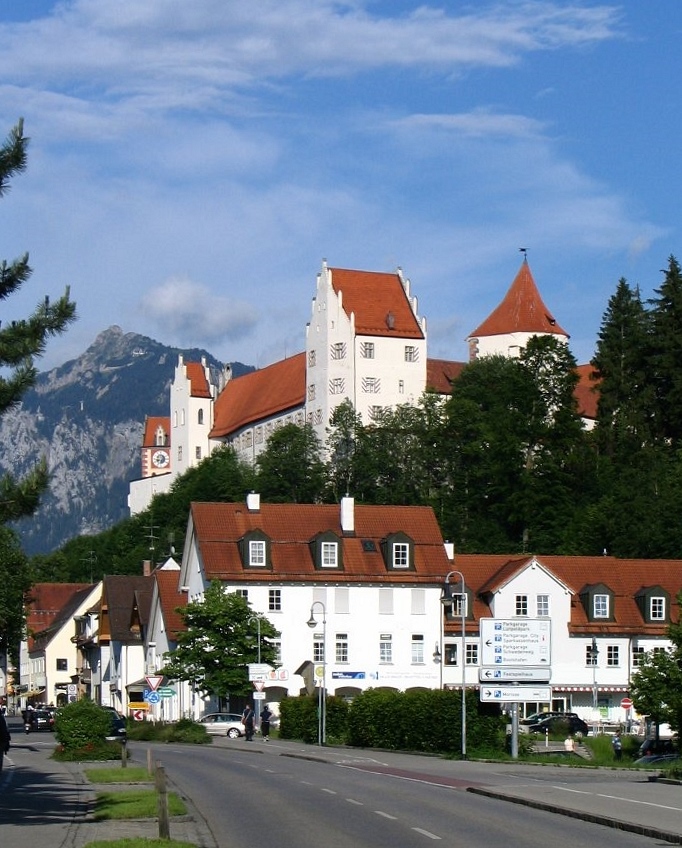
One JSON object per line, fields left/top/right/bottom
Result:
{"left": 155, "top": 762, "right": 171, "bottom": 840}
{"left": 147, "top": 747, "right": 153, "bottom": 777}
{"left": 121, "top": 738, "right": 127, "bottom": 768}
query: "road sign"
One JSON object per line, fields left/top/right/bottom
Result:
{"left": 248, "top": 663, "right": 272, "bottom": 681}
{"left": 621, "top": 697, "right": 633, "bottom": 710}
{"left": 158, "top": 687, "right": 175, "bottom": 697}
{"left": 253, "top": 691, "right": 266, "bottom": 700}
{"left": 480, "top": 618, "right": 551, "bottom": 667}
{"left": 145, "top": 675, "right": 163, "bottom": 691}
{"left": 479, "top": 666, "right": 551, "bottom": 683}
{"left": 253, "top": 680, "right": 265, "bottom": 691}
{"left": 480, "top": 685, "right": 552, "bottom": 703}
{"left": 145, "top": 691, "right": 160, "bottom": 704}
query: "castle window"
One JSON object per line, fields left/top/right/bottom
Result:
{"left": 308, "top": 349, "right": 316, "bottom": 367}
{"left": 404, "top": 345, "right": 419, "bottom": 362}
{"left": 361, "top": 341, "right": 375, "bottom": 359}
{"left": 198, "top": 409, "right": 204, "bottom": 425}
{"left": 329, "top": 377, "right": 345, "bottom": 395}
{"left": 362, "top": 376, "right": 380, "bottom": 394}
{"left": 330, "top": 342, "right": 346, "bottom": 360}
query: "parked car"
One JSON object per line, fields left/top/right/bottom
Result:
{"left": 634, "top": 752, "right": 680, "bottom": 766}
{"left": 637, "top": 736, "right": 678, "bottom": 758}
{"left": 520, "top": 710, "right": 573, "bottom": 726}
{"left": 26, "top": 709, "right": 55, "bottom": 732}
{"left": 527, "top": 714, "right": 589, "bottom": 736}
{"left": 199, "top": 713, "right": 244, "bottom": 737}
{"left": 101, "top": 706, "right": 127, "bottom": 741}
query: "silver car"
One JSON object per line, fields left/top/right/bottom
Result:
{"left": 199, "top": 712, "right": 244, "bottom": 737}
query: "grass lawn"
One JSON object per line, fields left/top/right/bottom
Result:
{"left": 86, "top": 767, "right": 152, "bottom": 784}
{"left": 93, "top": 789, "right": 187, "bottom": 821}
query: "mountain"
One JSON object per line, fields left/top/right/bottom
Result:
{"left": 0, "top": 326, "right": 251, "bottom": 556}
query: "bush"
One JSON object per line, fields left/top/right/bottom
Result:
{"left": 126, "top": 718, "right": 211, "bottom": 744}
{"left": 54, "top": 699, "right": 116, "bottom": 753}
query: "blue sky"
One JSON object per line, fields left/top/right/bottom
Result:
{"left": 0, "top": 1, "right": 678, "bottom": 370}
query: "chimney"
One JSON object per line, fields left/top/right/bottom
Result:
{"left": 340, "top": 496, "right": 355, "bottom": 534}
{"left": 142, "top": 560, "right": 152, "bottom": 576}
{"left": 246, "top": 491, "right": 260, "bottom": 512}
{"left": 444, "top": 542, "right": 455, "bottom": 561}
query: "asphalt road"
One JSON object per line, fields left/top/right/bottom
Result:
{"left": 130, "top": 737, "right": 675, "bottom": 847}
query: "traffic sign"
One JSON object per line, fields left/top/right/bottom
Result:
{"left": 146, "top": 691, "right": 160, "bottom": 704}
{"left": 480, "top": 618, "right": 551, "bottom": 667}
{"left": 479, "top": 666, "right": 551, "bottom": 683}
{"left": 480, "top": 685, "right": 552, "bottom": 703}
{"left": 158, "top": 687, "right": 175, "bottom": 698}
{"left": 248, "top": 663, "right": 272, "bottom": 681}
{"left": 253, "top": 692, "right": 266, "bottom": 700}
{"left": 145, "top": 675, "right": 163, "bottom": 691}
{"left": 253, "top": 680, "right": 265, "bottom": 691}
{"left": 621, "top": 697, "right": 633, "bottom": 710}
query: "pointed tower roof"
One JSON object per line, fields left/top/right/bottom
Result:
{"left": 469, "top": 260, "right": 569, "bottom": 340}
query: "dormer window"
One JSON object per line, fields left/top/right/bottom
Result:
{"left": 310, "top": 531, "right": 343, "bottom": 571}
{"left": 635, "top": 586, "right": 670, "bottom": 624}
{"left": 579, "top": 583, "right": 615, "bottom": 623}
{"left": 381, "top": 532, "right": 415, "bottom": 572}
{"left": 239, "top": 530, "right": 271, "bottom": 569}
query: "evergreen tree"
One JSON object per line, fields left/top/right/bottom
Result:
{"left": 649, "top": 256, "right": 682, "bottom": 447}
{"left": 0, "top": 119, "right": 77, "bottom": 523}
{"left": 256, "top": 423, "right": 325, "bottom": 502}
{"left": 591, "top": 277, "right": 652, "bottom": 456}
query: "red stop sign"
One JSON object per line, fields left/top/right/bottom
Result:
{"left": 621, "top": 697, "right": 633, "bottom": 710}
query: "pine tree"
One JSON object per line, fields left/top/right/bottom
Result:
{"left": 0, "top": 120, "right": 77, "bottom": 523}
{"left": 649, "top": 255, "right": 682, "bottom": 447}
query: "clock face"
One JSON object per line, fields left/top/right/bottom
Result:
{"left": 152, "top": 450, "right": 169, "bottom": 468}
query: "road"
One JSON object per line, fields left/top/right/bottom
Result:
{"left": 131, "top": 737, "right": 673, "bottom": 847}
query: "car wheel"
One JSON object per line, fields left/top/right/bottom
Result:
{"left": 227, "top": 728, "right": 240, "bottom": 738}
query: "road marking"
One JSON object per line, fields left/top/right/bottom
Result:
{"left": 346, "top": 798, "right": 363, "bottom": 805}
{"left": 321, "top": 788, "right": 336, "bottom": 794}
{"left": 412, "top": 827, "right": 441, "bottom": 840}
{"left": 554, "top": 786, "right": 682, "bottom": 813}
{"left": 374, "top": 810, "right": 397, "bottom": 819}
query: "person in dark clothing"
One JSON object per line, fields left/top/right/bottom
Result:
{"left": 242, "top": 704, "right": 255, "bottom": 741}
{"left": 260, "top": 704, "right": 273, "bottom": 741}
{"left": 0, "top": 710, "right": 10, "bottom": 771}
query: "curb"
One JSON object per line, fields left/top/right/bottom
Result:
{"left": 466, "top": 786, "right": 682, "bottom": 845}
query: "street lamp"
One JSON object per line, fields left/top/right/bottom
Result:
{"left": 306, "top": 601, "right": 327, "bottom": 746}
{"left": 441, "top": 570, "right": 467, "bottom": 759}
{"left": 248, "top": 615, "right": 262, "bottom": 664}
{"left": 590, "top": 637, "right": 599, "bottom": 732}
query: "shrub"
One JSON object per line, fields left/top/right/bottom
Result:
{"left": 54, "top": 699, "right": 115, "bottom": 752}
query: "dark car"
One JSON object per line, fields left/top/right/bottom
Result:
{"left": 27, "top": 709, "right": 55, "bottom": 732}
{"left": 527, "top": 714, "right": 589, "bottom": 736}
{"left": 101, "top": 706, "right": 127, "bottom": 741}
{"left": 520, "top": 710, "right": 574, "bottom": 726}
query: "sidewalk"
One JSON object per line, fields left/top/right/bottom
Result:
{"left": 0, "top": 728, "right": 216, "bottom": 848}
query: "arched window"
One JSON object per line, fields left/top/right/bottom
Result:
{"left": 198, "top": 408, "right": 204, "bottom": 425}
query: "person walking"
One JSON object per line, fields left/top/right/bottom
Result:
{"left": 260, "top": 704, "right": 273, "bottom": 741}
{"left": 0, "top": 709, "right": 10, "bottom": 771}
{"left": 242, "top": 704, "right": 255, "bottom": 741}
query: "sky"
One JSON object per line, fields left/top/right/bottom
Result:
{"left": 0, "top": 1, "right": 680, "bottom": 371}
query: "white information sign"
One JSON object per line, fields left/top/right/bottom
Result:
{"left": 248, "top": 663, "right": 273, "bottom": 681}
{"left": 479, "top": 666, "right": 551, "bottom": 683}
{"left": 480, "top": 685, "right": 552, "bottom": 703}
{"left": 480, "top": 618, "right": 551, "bottom": 668}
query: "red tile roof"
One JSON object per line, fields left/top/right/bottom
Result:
{"left": 469, "top": 260, "right": 569, "bottom": 340}
{"left": 329, "top": 268, "right": 424, "bottom": 339}
{"left": 143, "top": 416, "right": 170, "bottom": 447}
{"left": 25, "top": 583, "right": 92, "bottom": 640}
{"left": 426, "top": 358, "right": 466, "bottom": 394}
{"left": 186, "top": 361, "right": 212, "bottom": 399}
{"left": 449, "top": 554, "right": 682, "bottom": 636}
{"left": 574, "top": 363, "right": 599, "bottom": 421}
{"left": 210, "top": 353, "right": 305, "bottom": 439}
{"left": 154, "top": 569, "right": 187, "bottom": 638}
{"left": 190, "top": 501, "right": 451, "bottom": 583}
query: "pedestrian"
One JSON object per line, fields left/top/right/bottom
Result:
{"left": 260, "top": 704, "right": 273, "bottom": 741}
{"left": 564, "top": 734, "right": 575, "bottom": 753}
{"left": 242, "top": 704, "right": 255, "bottom": 741}
{"left": 0, "top": 709, "right": 10, "bottom": 771}
{"left": 612, "top": 730, "right": 623, "bottom": 761}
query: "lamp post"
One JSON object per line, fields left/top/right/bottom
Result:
{"left": 441, "top": 570, "right": 467, "bottom": 759}
{"left": 590, "top": 637, "right": 599, "bottom": 733}
{"left": 306, "top": 601, "right": 327, "bottom": 746}
{"left": 248, "top": 615, "right": 262, "bottom": 664}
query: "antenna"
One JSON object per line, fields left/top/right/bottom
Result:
{"left": 147, "top": 517, "right": 159, "bottom": 567}
{"left": 81, "top": 551, "right": 97, "bottom": 583}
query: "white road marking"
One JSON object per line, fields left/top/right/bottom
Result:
{"left": 554, "top": 785, "right": 682, "bottom": 812}
{"left": 321, "top": 788, "right": 336, "bottom": 794}
{"left": 412, "top": 827, "right": 441, "bottom": 840}
{"left": 346, "top": 798, "right": 363, "bottom": 805}
{"left": 374, "top": 810, "right": 397, "bottom": 820}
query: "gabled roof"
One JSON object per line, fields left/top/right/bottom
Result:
{"left": 189, "top": 500, "right": 450, "bottom": 583}
{"left": 468, "top": 260, "right": 569, "bottom": 340}
{"left": 329, "top": 267, "right": 424, "bottom": 339}
{"left": 210, "top": 353, "right": 305, "bottom": 439}
{"left": 451, "top": 553, "right": 682, "bottom": 637}
{"left": 154, "top": 568, "right": 187, "bottom": 638}
{"left": 186, "top": 361, "right": 212, "bottom": 399}
{"left": 25, "top": 583, "right": 92, "bottom": 639}
{"left": 29, "top": 584, "right": 99, "bottom": 651}
{"left": 99, "top": 575, "right": 153, "bottom": 643}
{"left": 142, "top": 416, "right": 170, "bottom": 447}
